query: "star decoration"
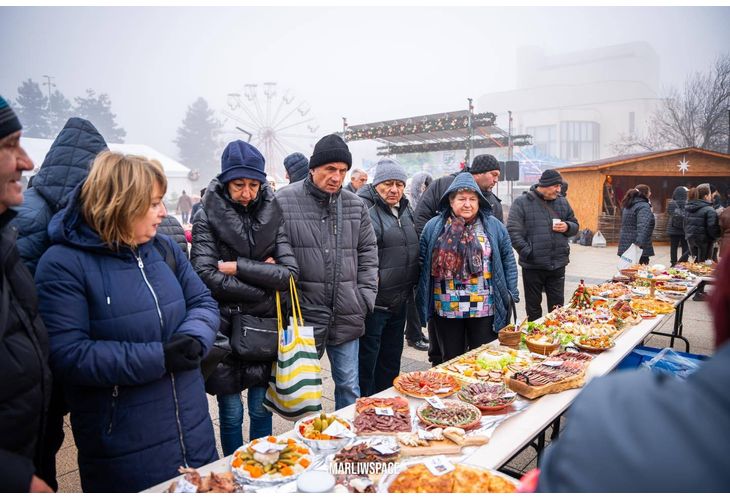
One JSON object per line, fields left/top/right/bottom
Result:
{"left": 678, "top": 156, "right": 690, "bottom": 175}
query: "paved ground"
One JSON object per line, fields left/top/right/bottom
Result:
{"left": 55, "top": 243, "right": 715, "bottom": 492}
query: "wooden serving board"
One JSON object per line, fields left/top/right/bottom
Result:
{"left": 399, "top": 435, "right": 489, "bottom": 456}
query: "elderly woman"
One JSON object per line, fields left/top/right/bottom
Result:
{"left": 34, "top": 152, "right": 219, "bottom": 492}
{"left": 191, "top": 141, "right": 298, "bottom": 454}
{"left": 416, "top": 172, "right": 519, "bottom": 363}
{"left": 617, "top": 184, "right": 655, "bottom": 265}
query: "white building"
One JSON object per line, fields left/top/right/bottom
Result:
{"left": 22, "top": 137, "right": 194, "bottom": 201}
{"left": 477, "top": 42, "right": 663, "bottom": 165}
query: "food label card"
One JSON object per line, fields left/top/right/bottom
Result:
{"left": 424, "top": 455, "right": 456, "bottom": 476}
{"left": 418, "top": 428, "right": 440, "bottom": 441}
{"left": 426, "top": 396, "right": 446, "bottom": 409}
{"left": 374, "top": 407, "right": 394, "bottom": 416}
{"left": 173, "top": 477, "right": 198, "bottom": 493}
{"left": 322, "top": 420, "right": 356, "bottom": 438}
{"left": 251, "top": 441, "right": 287, "bottom": 453}
{"left": 543, "top": 360, "right": 564, "bottom": 367}
{"left": 370, "top": 438, "right": 399, "bottom": 455}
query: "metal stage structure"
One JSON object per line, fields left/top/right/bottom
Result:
{"left": 342, "top": 102, "right": 531, "bottom": 166}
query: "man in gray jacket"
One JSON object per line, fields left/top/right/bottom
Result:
{"left": 276, "top": 134, "right": 378, "bottom": 409}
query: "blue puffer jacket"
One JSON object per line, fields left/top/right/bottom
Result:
{"left": 34, "top": 186, "right": 219, "bottom": 493}
{"left": 416, "top": 173, "right": 519, "bottom": 332}
{"left": 14, "top": 118, "right": 107, "bottom": 276}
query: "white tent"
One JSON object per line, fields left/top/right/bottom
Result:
{"left": 21, "top": 137, "right": 193, "bottom": 200}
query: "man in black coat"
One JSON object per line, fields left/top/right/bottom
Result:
{"left": 0, "top": 96, "right": 53, "bottom": 492}
{"left": 414, "top": 154, "right": 503, "bottom": 235}
{"left": 507, "top": 169, "right": 579, "bottom": 321}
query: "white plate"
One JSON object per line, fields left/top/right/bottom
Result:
{"left": 229, "top": 438, "right": 314, "bottom": 486}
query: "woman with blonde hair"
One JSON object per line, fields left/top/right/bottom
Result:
{"left": 34, "top": 151, "right": 219, "bottom": 492}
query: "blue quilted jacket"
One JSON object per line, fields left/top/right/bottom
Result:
{"left": 416, "top": 173, "right": 519, "bottom": 332}
{"left": 34, "top": 186, "right": 219, "bottom": 492}
{"left": 15, "top": 117, "right": 107, "bottom": 276}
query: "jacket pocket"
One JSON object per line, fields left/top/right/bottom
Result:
{"left": 299, "top": 303, "right": 332, "bottom": 358}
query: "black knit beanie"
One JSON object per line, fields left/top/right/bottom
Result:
{"left": 309, "top": 134, "right": 352, "bottom": 170}
{"left": 537, "top": 169, "right": 563, "bottom": 187}
{"left": 470, "top": 154, "right": 500, "bottom": 174}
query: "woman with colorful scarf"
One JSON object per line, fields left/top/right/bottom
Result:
{"left": 416, "top": 173, "right": 519, "bottom": 363}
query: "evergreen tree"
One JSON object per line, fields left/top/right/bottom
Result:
{"left": 14, "top": 79, "right": 51, "bottom": 138}
{"left": 73, "top": 89, "right": 126, "bottom": 142}
{"left": 175, "top": 97, "right": 222, "bottom": 184}
{"left": 48, "top": 89, "right": 73, "bottom": 136}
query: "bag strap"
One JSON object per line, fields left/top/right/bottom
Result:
{"left": 508, "top": 292, "right": 517, "bottom": 325}
{"left": 289, "top": 276, "right": 304, "bottom": 339}
{"left": 275, "top": 290, "right": 283, "bottom": 336}
{"left": 540, "top": 198, "right": 559, "bottom": 220}
{"left": 153, "top": 235, "right": 177, "bottom": 275}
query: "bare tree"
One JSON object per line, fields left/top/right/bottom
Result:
{"left": 612, "top": 54, "right": 730, "bottom": 154}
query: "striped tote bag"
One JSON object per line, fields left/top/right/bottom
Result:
{"left": 263, "top": 277, "right": 323, "bottom": 420}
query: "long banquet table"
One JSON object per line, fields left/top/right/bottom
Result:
{"left": 147, "top": 306, "right": 672, "bottom": 492}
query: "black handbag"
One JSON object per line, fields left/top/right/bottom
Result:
{"left": 230, "top": 311, "right": 280, "bottom": 362}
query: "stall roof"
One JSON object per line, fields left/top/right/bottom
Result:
{"left": 556, "top": 147, "right": 730, "bottom": 173}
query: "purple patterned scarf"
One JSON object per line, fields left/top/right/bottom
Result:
{"left": 431, "top": 216, "right": 484, "bottom": 280}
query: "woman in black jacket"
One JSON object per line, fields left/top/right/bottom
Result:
{"left": 617, "top": 184, "right": 655, "bottom": 265}
{"left": 191, "top": 141, "right": 298, "bottom": 455}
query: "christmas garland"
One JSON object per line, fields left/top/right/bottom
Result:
{"left": 344, "top": 112, "right": 496, "bottom": 141}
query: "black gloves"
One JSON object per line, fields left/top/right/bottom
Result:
{"left": 163, "top": 335, "right": 203, "bottom": 373}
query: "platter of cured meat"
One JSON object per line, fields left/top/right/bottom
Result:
{"left": 354, "top": 397, "right": 412, "bottom": 435}
{"left": 393, "top": 371, "right": 461, "bottom": 398}
{"left": 457, "top": 382, "right": 517, "bottom": 412}
{"left": 331, "top": 439, "right": 400, "bottom": 464}
{"left": 507, "top": 351, "right": 593, "bottom": 400}
{"left": 416, "top": 400, "right": 482, "bottom": 430}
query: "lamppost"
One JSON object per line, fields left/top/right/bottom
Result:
{"left": 42, "top": 74, "right": 55, "bottom": 112}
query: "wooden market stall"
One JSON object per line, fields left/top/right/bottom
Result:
{"left": 556, "top": 147, "right": 730, "bottom": 243}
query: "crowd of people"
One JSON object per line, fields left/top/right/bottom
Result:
{"left": 2, "top": 93, "right": 727, "bottom": 493}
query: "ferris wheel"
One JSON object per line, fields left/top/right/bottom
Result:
{"left": 222, "top": 82, "right": 320, "bottom": 181}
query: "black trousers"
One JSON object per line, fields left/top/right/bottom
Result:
{"left": 669, "top": 235, "right": 689, "bottom": 266}
{"left": 522, "top": 267, "right": 566, "bottom": 321}
{"left": 431, "top": 315, "right": 495, "bottom": 363}
{"left": 687, "top": 238, "right": 713, "bottom": 262}
{"left": 404, "top": 291, "right": 425, "bottom": 343}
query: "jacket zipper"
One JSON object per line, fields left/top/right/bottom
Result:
{"left": 133, "top": 250, "right": 164, "bottom": 329}
{"left": 107, "top": 385, "right": 119, "bottom": 435}
{"left": 132, "top": 249, "right": 188, "bottom": 466}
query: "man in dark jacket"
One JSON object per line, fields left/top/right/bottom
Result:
{"left": 190, "top": 187, "right": 205, "bottom": 221}
{"left": 276, "top": 134, "right": 378, "bottom": 409}
{"left": 15, "top": 117, "right": 108, "bottom": 276}
{"left": 0, "top": 96, "right": 53, "bottom": 492}
{"left": 283, "top": 152, "right": 309, "bottom": 184}
{"left": 666, "top": 186, "right": 689, "bottom": 266}
{"left": 507, "top": 169, "right": 579, "bottom": 321}
{"left": 538, "top": 255, "right": 730, "bottom": 493}
{"left": 13, "top": 116, "right": 108, "bottom": 492}
{"left": 357, "top": 159, "right": 419, "bottom": 396}
{"left": 343, "top": 167, "right": 368, "bottom": 194}
{"left": 414, "top": 154, "right": 503, "bottom": 235}
{"left": 158, "top": 214, "right": 189, "bottom": 258}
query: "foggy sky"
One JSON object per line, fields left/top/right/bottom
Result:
{"left": 2, "top": 6, "right": 729, "bottom": 167}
